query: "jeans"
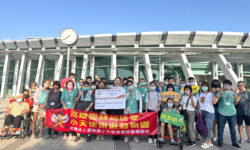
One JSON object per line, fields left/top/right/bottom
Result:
{"left": 202, "top": 110, "right": 214, "bottom": 139}
{"left": 218, "top": 113, "right": 237, "bottom": 144}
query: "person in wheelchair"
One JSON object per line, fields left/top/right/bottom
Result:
{"left": 1, "top": 94, "right": 30, "bottom": 137}
{"left": 159, "top": 98, "right": 180, "bottom": 145}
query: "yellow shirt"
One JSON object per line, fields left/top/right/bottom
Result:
{"left": 9, "top": 101, "right": 29, "bottom": 117}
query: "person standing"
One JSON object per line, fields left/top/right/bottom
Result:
{"left": 45, "top": 81, "right": 62, "bottom": 139}
{"left": 61, "top": 80, "right": 78, "bottom": 141}
{"left": 235, "top": 81, "right": 250, "bottom": 143}
{"left": 31, "top": 80, "right": 50, "bottom": 139}
{"left": 138, "top": 78, "right": 148, "bottom": 112}
{"left": 214, "top": 80, "right": 240, "bottom": 148}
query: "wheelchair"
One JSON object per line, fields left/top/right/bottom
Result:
{"left": 1, "top": 112, "right": 32, "bottom": 140}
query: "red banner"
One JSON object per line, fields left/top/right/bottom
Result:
{"left": 45, "top": 109, "right": 158, "bottom": 135}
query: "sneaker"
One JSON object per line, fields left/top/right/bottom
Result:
{"left": 232, "top": 143, "right": 241, "bottom": 148}
{"left": 96, "top": 135, "right": 101, "bottom": 141}
{"left": 100, "top": 135, "right": 104, "bottom": 141}
{"left": 239, "top": 138, "right": 243, "bottom": 143}
{"left": 124, "top": 136, "right": 129, "bottom": 143}
{"left": 30, "top": 134, "right": 36, "bottom": 140}
{"left": 148, "top": 138, "right": 153, "bottom": 144}
{"left": 187, "top": 141, "right": 196, "bottom": 146}
{"left": 247, "top": 139, "right": 250, "bottom": 143}
{"left": 133, "top": 137, "right": 139, "bottom": 143}
{"left": 74, "top": 136, "right": 80, "bottom": 142}
{"left": 170, "top": 139, "right": 177, "bottom": 145}
{"left": 159, "top": 137, "right": 164, "bottom": 142}
{"left": 68, "top": 135, "right": 73, "bottom": 141}
{"left": 62, "top": 135, "right": 67, "bottom": 141}
{"left": 86, "top": 135, "right": 91, "bottom": 142}
{"left": 201, "top": 143, "right": 210, "bottom": 149}
{"left": 212, "top": 137, "right": 217, "bottom": 142}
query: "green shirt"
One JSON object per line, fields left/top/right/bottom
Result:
{"left": 138, "top": 86, "right": 148, "bottom": 110}
{"left": 61, "top": 89, "right": 78, "bottom": 108}
{"left": 218, "top": 91, "right": 236, "bottom": 116}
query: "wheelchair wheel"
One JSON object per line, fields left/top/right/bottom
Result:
{"left": 156, "top": 139, "right": 162, "bottom": 148}
{"left": 25, "top": 119, "right": 32, "bottom": 136}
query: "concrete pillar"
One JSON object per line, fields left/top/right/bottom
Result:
{"left": 0, "top": 54, "right": 10, "bottom": 98}
{"left": 143, "top": 53, "right": 153, "bottom": 83}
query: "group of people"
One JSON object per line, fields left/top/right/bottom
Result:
{"left": 1, "top": 72, "right": 250, "bottom": 149}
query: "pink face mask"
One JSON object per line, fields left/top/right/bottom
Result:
{"left": 67, "top": 85, "right": 73, "bottom": 89}
{"left": 185, "top": 90, "right": 191, "bottom": 95}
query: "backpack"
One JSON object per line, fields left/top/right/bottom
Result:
{"left": 195, "top": 113, "right": 208, "bottom": 136}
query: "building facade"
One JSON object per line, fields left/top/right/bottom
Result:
{"left": 0, "top": 31, "right": 250, "bottom": 98}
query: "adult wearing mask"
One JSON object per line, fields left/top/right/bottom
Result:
{"left": 73, "top": 81, "right": 94, "bottom": 142}
{"left": 138, "top": 78, "right": 148, "bottom": 112}
{"left": 31, "top": 80, "right": 50, "bottom": 139}
{"left": 235, "top": 81, "right": 250, "bottom": 143}
{"left": 61, "top": 80, "right": 78, "bottom": 141}
{"left": 197, "top": 82, "right": 216, "bottom": 149}
{"left": 145, "top": 81, "right": 161, "bottom": 144}
{"left": 124, "top": 80, "right": 142, "bottom": 143}
{"left": 45, "top": 81, "right": 62, "bottom": 139}
{"left": 179, "top": 85, "right": 197, "bottom": 146}
{"left": 213, "top": 80, "right": 240, "bottom": 148}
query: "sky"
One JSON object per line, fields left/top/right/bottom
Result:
{"left": 0, "top": 0, "right": 250, "bottom": 40}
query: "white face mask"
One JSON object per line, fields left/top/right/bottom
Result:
{"left": 44, "top": 83, "right": 49, "bottom": 88}
{"left": 128, "top": 85, "right": 134, "bottom": 90}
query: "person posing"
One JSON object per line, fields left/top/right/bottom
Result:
{"left": 179, "top": 85, "right": 197, "bottom": 146}
{"left": 1, "top": 94, "right": 30, "bottom": 136}
{"left": 124, "top": 80, "right": 142, "bottom": 143}
{"left": 197, "top": 82, "right": 216, "bottom": 149}
{"left": 159, "top": 98, "right": 179, "bottom": 144}
{"left": 138, "top": 78, "right": 148, "bottom": 112}
{"left": 73, "top": 81, "right": 94, "bottom": 142}
{"left": 29, "top": 81, "right": 37, "bottom": 100}
{"left": 213, "top": 80, "right": 240, "bottom": 148}
{"left": 235, "top": 81, "right": 250, "bottom": 143}
{"left": 61, "top": 80, "right": 78, "bottom": 141}
{"left": 31, "top": 80, "right": 50, "bottom": 139}
{"left": 145, "top": 81, "right": 161, "bottom": 144}
{"left": 45, "top": 81, "right": 62, "bottom": 139}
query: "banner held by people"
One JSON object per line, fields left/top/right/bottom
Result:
{"left": 45, "top": 109, "right": 158, "bottom": 135}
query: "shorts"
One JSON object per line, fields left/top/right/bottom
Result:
{"left": 38, "top": 108, "right": 46, "bottom": 118}
{"left": 32, "top": 104, "right": 39, "bottom": 113}
{"left": 214, "top": 107, "right": 219, "bottom": 122}
{"left": 237, "top": 115, "right": 250, "bottom": 125}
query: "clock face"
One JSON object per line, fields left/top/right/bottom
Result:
{"left": 60, "top": 28, "right": 78, "bottom": 45}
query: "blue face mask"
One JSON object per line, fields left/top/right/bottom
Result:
{"left": 109, "top": 85, "right": 114, "bottom": 89}
{"left": 140, "top": 82, "right": 146, "bottom": 86}
{"left": 82, "top": 87, "right": 89, "bottom": 91}
{"left": 202, "top": 87, "right": 208, "bottom": 92}
{"left": 164, "top": 82, "right": 168, "bottom": 85}
{"left": 16, "top": 98, "right": 23, "bottom": 103}
{"left": 168, "top": 103, "right": 173, "bottom": 108}
{"left": 180, "top": 84, "right": 186, "bottom": 88}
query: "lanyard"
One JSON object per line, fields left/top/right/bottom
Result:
{"left": 68, "top": 90, "right": 73, "bottom": 101}
{"left": 225, "top": 92, "right": 230, "bottom": 101}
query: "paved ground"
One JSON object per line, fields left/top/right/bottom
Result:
{"left": 0, "top": 99, "right": 249, "bottom": 150}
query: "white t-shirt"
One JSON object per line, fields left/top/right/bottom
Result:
{"left": 181, "top": 95, "right": 197, "bottom": 111}
{"left": 145, "top": 91, "right": 161, "bottom": 111}
{"left": 198, "top": 92, "right": 214, "bottom": 113}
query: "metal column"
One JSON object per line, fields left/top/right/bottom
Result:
{"left": 89, "top": 56, "right": 95, "bottom": 80}
{"left": 212, "top": 62, "right": 218, "bottom": 80}
{"left": 159, "top": 57, "right": 165, "bottom": 82}
{"left": 215, "top": 54, "right": 239, "bottom": 89}
{"left": 16, "top": 54, "right": 27, "bottom": 96}
{"left": 237, "top": 63, "right": 244, "bottom": 81}
{"left": 178, "top": 53, "right": 195, "bottom": 82}
{"left": 25, "top": 58, "right": 32, "bottom": 89}
{"left": 143, "top": 53, "right": 153, "bottom": 83}
{"left": 110, "top": 53, "right": 117, "bottom": 80}
{"left": 12, "top": 59, "right": 20, "bottom": 96}
{"left": 54, "top": 54, "right": 64, "bottom": 81}
{"left": 81, "top": 54, "right": 88, "bottom": 80}
{"left": 35, "top": 54, "right": 44, "bottom": 84}
{"left": 71, "top": 57, "right": 76, "bottom": 74}
{"left": 0, "top": 54, "right": 10, "bottom": 98}
{"left": 133, "top": 56, "right": 139, "bottom": 85}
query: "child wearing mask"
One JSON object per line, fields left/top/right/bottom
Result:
{"left": 61, "top": 80, "right": 78, "bottom": 141}
{"left": 145, "top": 81, "right": 161, "bottom": 144}
{"left": 138, "top": 78, "right": 148, "bottom": 112}
{"left": 159, "top": 98, "right": 179, "bottom": 144}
